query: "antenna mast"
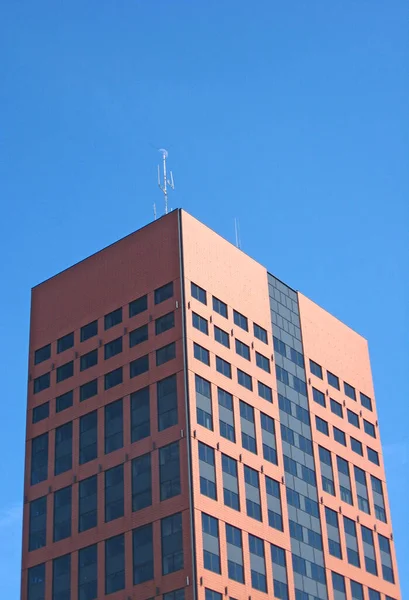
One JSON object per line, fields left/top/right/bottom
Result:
{"left": 235, "top": 218, "right": 241, "bottom": 249}
{"left": 157, "top": 149, "right": 175, "bottom": 215}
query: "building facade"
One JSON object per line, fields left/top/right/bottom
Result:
{"left": 22, "top": 210, "right": 400, "bottom": 600}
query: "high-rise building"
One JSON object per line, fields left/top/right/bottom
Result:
{"left": 22, "top": 209, "right": 400, "bottom": 600}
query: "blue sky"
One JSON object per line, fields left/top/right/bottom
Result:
{"left": 0, "top": 1, "right": 408, "bottom": 597}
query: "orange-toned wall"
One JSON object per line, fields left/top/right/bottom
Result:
{"left": 181, "top": 211, "right": 293, "bottom": 600}
{"left": 23, "top": 212, "right": 193, "bottom": 600}
{"left": 299, "top": 293, "right": 401, "bottom": 600}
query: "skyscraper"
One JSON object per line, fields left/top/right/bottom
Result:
{"left": 22, "top": 209, "right": 400, "bottom": 600}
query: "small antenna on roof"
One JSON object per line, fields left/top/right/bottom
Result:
{"left": 157, "top": 149, "right": 175, "bottom": 215}
{"left": 153, "top": 203, "right": 157, "bottom": 220}
{"left": 234, "top": 218, "right": 241, "bottom": 249}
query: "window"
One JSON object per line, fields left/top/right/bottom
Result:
{"left": 360, "top": 392, "right": 373, "bottom": 411}
{"left": 327, "top": 370, "right": 340, "bottom": 390}
{"left": 214, "top": 325, "right": 229, "bottom": 347}
{"left": 233, "top": 309, "right": 248, "bottom": 331}
{"left": 196, "top": 374, "right": 213, "bottom": 430}
{"left": 161, "top": 513, "right": 183, "bottom": 574}
{"left": 133, "top": 523, "right": 154, "bottom": 584}
{"left": 265, "top": 476, "right": 283, "bottom": 530}
{"left": 261, "top": 413, "right": 277, "bottom": 464}
{"left": 33, "top": 402, "right": 49, "bottom": 424}
{"left": 156, "top": 311, "right": 175, "bottom": 334}
{"left": 325, "top": 507, "right": 342, "bottom": 558}
{"left": 130, "top": 354, "right": 149, "bottom": 377}
{"left": 56, "top": 361, "right": 74, "bottom": 383}
{"left": 28, "top": 563, "right": 45, "bottom": 600}
{"left": 218, "top": 387, "right": 235, "bottom": 441}
{"left": 364, "top": 419, "right": 376, "bottom": 437}
{"left": 80, "top": 348, "right": 98, "bottom": 371}
{"left": 347, "top": 409, "right": 359, "bottom": 428}
{"left": 290, "top": 347, "right": 304, "bottom": 368}
{"left": 105, "top": 399, "right": 123, "bottom": 454}
{"left": 249, "top": 534, "right": 267, "bottom": 592}
{"left": 258, "top": 381, "right": 272, "bottom": 402}
{"left": 216, "top": 356, "right": 231, "bottom": 378}
{"left": 332, "top": 572, "right": 346, "bottom": 597}
{"left": 78, "top": 544, "right": 97, "bottom": 600}
{"left": 202, "top": 513, "right": 220, "bottom": 573}
{"left": 319, "top": 446, "right": 335, "bottom": 495}
{"left": 226, "top": 524, "right": 244, "bottom": 582}
{"left": 361, "top": 525, "right": 377, "bottom": 575}
{"left": 194, "top": 342, "right": 209, "bottom": 365}
{"left": 53, "top": 486, "right": 72, "bottom": 542}
{"left": 213, "top": 295, "right": 228, "bottom": 317}
{"left": 330, "top": 398, "right": 343, "bottom": 417}
{"left": 284, "top": 454, "right": 297, "bottom": 476}
{"left": 191, "top": 281, "right": 206, "bottom": 303}
{"left": 237, "top": 368, "right": 252, "bottom": 390}
{"left": 368, "top": 591, "right": 381, "bottom": 600}
{"left": 371, "top": 475, "right": 386, "bottom": 522}
{"left": 104, "top": 307, "right": 122, "bottom": 330}
{"left": 34, "top": 344, "right": 51, "bottom": 365}
{"left": 105, "top": 464, "right": 124, "bottom": 522}
{"left": 104, "top": 337, "right": 122, "bottom": 359}
{"left": 354, "top": 466, "right": 370, "bottom": 514}
{"left": 52, "top": 554, "right": 71, "bottom": 600}
{"left": 192, "top": 312, "right": 208, "bottom": 334}
{"left": 157, "top": 342, "right": 176, "bottom": 365}
{"left": 104, "top": 367, "right": 123, "bottom": 390}
{"left": 351, "top": 437, "right": 363, "bottom": 456}
{"left": 312, "top": 387, "right": 325, "bottom": 407}
{"left": 81, "top": 320, "right": 98, "bottom": 342}
{"left": 205, "top": 590, "right": 222, "bottom": 600}
{"left": 309, "top": 359, "right": 322, "bottom": 379}
{"left": 57, "top": 332, "right": 74, "bottom": 353}
{"left": 271, "top": 545, "right": 289, "bottom": 600}
{"left": 343, "top": 516, "right": 360, "bottom": 567}
{"left": 79, "top": 410, "right": 97, "bottom": 464}
{"left": 105, "top": 534, "right": 125, "bottom": 594}
{"left": 222, "top": 454, "right": 239, "bottom": 510}
{"left": 129, "top": 294, "right": 147, "bottom": 317}
{"left": 132, "top": 453, "right": 152, "bottom": 511}
{"left": 344, "top": 381, "right": 356, "bottom": 400}
{"left": 131, "top": 386, "right": 150, "bottom": 442}
{"left": 337, "top": 456, "right": 353, "bottom": 505}
{"left": 254, "top": 323, "right": 268, "bottom": 343}
{"left": 235, "top": 340, "right": 250, "bottom": 362}
{"left": 240, "top": 401, "right": 256, "bottom": 453}
{"left": 350, "top": 580, "right": 364, "bottom": 600}
{"left": 160, "top": 441, "right": 180, "bottom": 500}
{"left": 34, "top": 372, "right": 50, "bottom": 394}
{"left": 244, "top": 465, "right": 261, "bottom": 521}
{"left": 55, "top": 422, "right": 72, "bottom": 475}
{"left": 315, "top": 415, "right": 329, "bottom": 435}
{"left": 367, "top": 447, "right": 380, "bottom": 465}
{"left": 79, "top": 475, "right": 97, "bottom": 532}
{"left": 129, "top": 323, "right": 149, "bottom": 347}
{"left": 199, "top": 442, "right": 216, "bottom": 499}
{"left": 157, "top": 374, "right": 178, "bottom": 431}
{"left": 289, "top": 520, "right": 303, "bottom": 541}
{"left": 333, "top": 426, "right": 346, "bottom": 446}
{"left": 155, "top": 281, "right": 174, "bottom": 304}
{"left": 378, "top": 534, "right": 394, "bottom": 583}
{"left": 273, "top": 336, "right": 286, "bottom": 357}
{"left": 80, "top": 379, "right": 97, "bottom": 402}
{"left": 275, "top": 365, "right": 289, "bottom": 385}
{"left": 256, "top": 351, "right": 270, "bottom": 372}
{"left": 56, "top": 390, "right": 73, "bottom": 412}
{"left": 29, "top": 496, "right": 47, "bottom": 551}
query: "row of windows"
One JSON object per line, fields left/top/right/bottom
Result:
{"left": 27, "top": 511, "right": 184, "bottom": 600}
{"left": 29, "top": 443, "right": 181, "bottom": 551}
{"left": 309, "top": 359, "right": 373, "bottom": 412}
{"left": 204, "top": 587, "right": 396, "bottom": 600}
{"left": 33, "top": 282, "right": 175, "bottom": 365}
{"left": 312, "top": 387, "right": 377, "bottom": 438}
{"left": 190, "top": 281, "right": 268, "bottom": 342}
{"left": 31, "top": 375, "right": 179, "bottom": 485}
{"left": 33, "top": 336, "right": 177, "bottom": 394}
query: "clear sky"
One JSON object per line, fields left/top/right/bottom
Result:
{"left": 0, "top": 1, "right": 408, "bottom": 598}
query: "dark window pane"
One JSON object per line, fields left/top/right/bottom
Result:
{"left": 155, "top": 282, "right": 173, "bottom": 304}
{"left": 31, "top": 433, "right": 48, "bottom": 485}
{"left": 33, "top": 402, "right": 49, "bottom": 424}
{"left": 161, "top": 513, "right": 183, "bottom": 575}
{"left": 105, "top": 464, "right": 124, "bottom": 522}
{"left": 132, "top": 453, "right": 152, "bottom": 511}
{"left": 131, "top": 386, "right": 150, "bottom": 442}
{"left": 157, "top": 374, "right": 178, "bottom": 431}
{"left": 80, "top": 349, "right": 98, "bottom": 371}
{"left": 212, "top": 296, "right": 228, "bottom": 318}
{"left": 34, "top": 344, "right": 51, "bottom": 365}
{"left": 344, "top": 382, "right": 356, "bottom": 400}
{"left": 80, "top": 379, "right": 98, "bottom": 401}
{"left": 156, "top": 342, "right": 176, "bottom": 366}
{"left": 80, "top": 320, "right": 98, "bottom": 342}
{"left": 105, "top": 534, "right": 125, "bottom": 594}
{"left": 309, "top": 359, "right": 323, "bottom": 379}
{"left": 130, "top": 354, "right": 149, "bottom": 377}
{"left": 133, "top": 523, "right": 154, "bottom": 584}
{"left": 327, "top": 371, "right": 340, "bottom": 390}
{"left": 29, "top": 496, "right": 47, "bottom": 551}
{"left": 105, "top": 399, "right": 123, "bottom": 454}
{"left": 56, "top": 390, "right": 73, "bottom": 413}
{"left": 34, "top": 372, "right": 50, "bottom": 394}
{"left": 57, "top": 332, "right": 74, "bottom": 354}
{"left": 194, "top": 342, "right": 210, "bottom": 365}
{"left": 191, "top": 282, "right": 207, "bottom": 304}
{"left": 79, "top": 475, "right": 97, "bottom": 532}
{"left": 52, "top": 553, "right": 71, "bottom": 600}
{"left": 104, "top": 337, "right": 122, "bottom": 359}
{"left": 53, "top": 486, "right": 72, "bottom": 542}
{"left": 254, "top": 323, "right": 268, "bottom": 343}
{"left": 55, "top": 422, "right": 72, "bottom": 475}
{"left": 79, "top": 410, "right": 98, "bottom": 464}
{"left": 104, "top": 367, "right": 123, "bottom": 390}
{"left": 360, "top": 392, "right": 373, "bottom": 411}
{"left": 156, "top": 312, "right": 175, "bottom": 335}
{"left": 78, "top": 544, "right": 97, "bottom": 600}
{"left": 56, "top": 361, "right": 74, "bottom": 383}
{"left": 129, "top": 294, "right": 148, "bottom": 317}
{"left": 214, "top": 325, "right": 229, "bottom": 347}
{"left": 233, "top": 310, "right": 248, "bottom": 331}
{"left": 104, "top": 308, "right": 122, "bottom": 330}
{"left": 235, "top": 339, "right": 250, "bottom": 360}
{"left": 28, "top": 563, "right": 45, "bottom": 600}
{"left": 129, "top": 324, "right": 148, "bottom": 347}
{"left": 160, "top": 441, "right": 181, "bottom": 500}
